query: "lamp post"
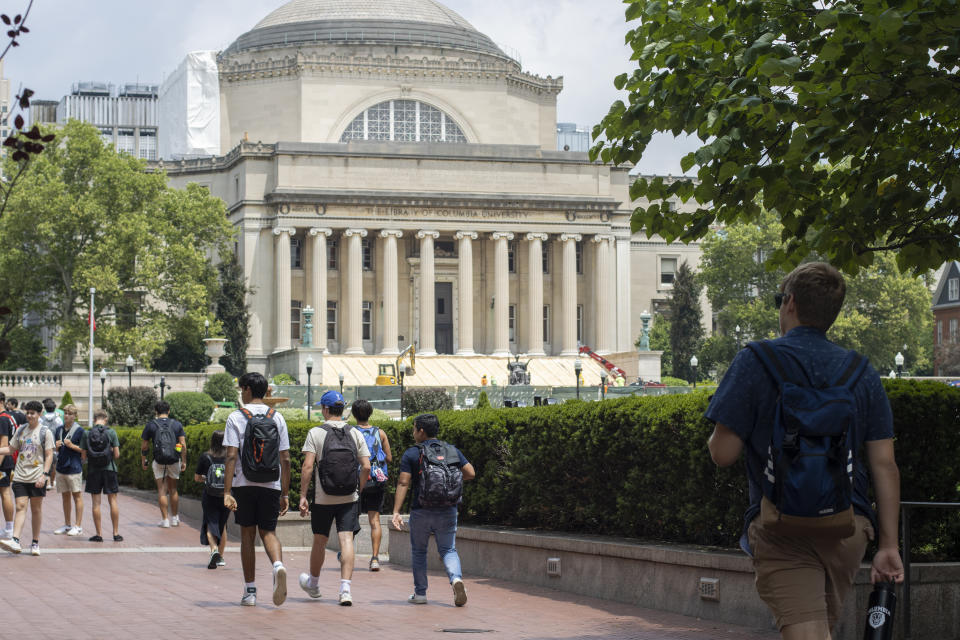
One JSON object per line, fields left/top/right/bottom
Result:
{"left": 204, "top": 318, "right": 210, "bottom": 339}
{"left": 305, "top": 356, "right": 314, "bottom": 422}
{"left": 99, "top": 369, "right": 106, "bottom": 408}
{"left": 895, "top": 351, "right": 904, "bottom": 378}
{"left": 600, "top": 371, "right": 607, "bottom": 400}
{"left": 399, "top": 370, "right": 406, "bottom": 421}
{"left": 154, "top": 375, "right": 170, "bottom": 400}
{"left": 574, "top": 358, "right": 582, "bottom": 400}
{"left": 125, "top": 355, "right": 134, "bottom": 388}
{"left": 339, "top": 372, "right": 345, "bottom": 395}
{"left": 690, "top": 355, "right": 699, "bottom": 389}
{"left": 735, "top": 324, "right": 742, "bottom": 351}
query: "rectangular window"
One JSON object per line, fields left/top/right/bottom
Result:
{"left": 575, "top": 241, "right": 583, "bottom": 275}
{"left": 542, "top": 243, "right": 550, "bottom": 274}
{"left": 508, "top": 241, "right": 517, "bottom": 274}
{"left": 328, "top": 240, "right": 338, "bottom": 270}
{"left": 327, "top": 301, "right": 338, "bottom": 341}
{"left": 290, "top": 236, "right": 303, "bottom": 269}
{"left": 938, "top": 320, "right": 943, "bottom": 345}
{"left": 950, "top": 278, "right": 959, "bottom": 301}
{"left": 508, "top": 305, "right": 516, "bottom": 343}
{"left": 362, "top": 237, "right": 374, "bottom": 271}
{"left": 660, "top": 257, "right": 677, "bottom": 286}
{"left": 576, "top": 304, "right": 584, "bottom": 343}
{"left": 291, "top": 300, "right": 302, "bottom": 341}
{"left": 952, "top": 318, "right": 959, "bottom": 344}
{"left": 543, "top": 305, "right": 550, "bottom": 343}
{"left": 362, "top": 301, "right": 373, "bottom": 341}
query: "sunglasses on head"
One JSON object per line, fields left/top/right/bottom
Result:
{"left": 774, "top": 292, "right": 790, "bottom": 309}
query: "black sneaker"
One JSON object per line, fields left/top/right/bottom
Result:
{"left": 209, "top": 551, "right": 222, "bottom": 569}
{"left": 88, "top": 535, "right": 103, "bottom": 542}
{"left": 113, "top": 534, "right": 124, "bottom": 542}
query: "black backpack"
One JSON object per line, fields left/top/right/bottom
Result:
{"left": 152, "top": 418, "right": 180, "bottom": 465}
{"left": 205, "top": 455, "right": 227, "bottom": 496}
{"left": 86, "top": 425, "right": 113, "bottom": 468}
{"left": 317, "top": 424, "right": 359, "bottom": 496}
{"left": 239, "top": 407, "right": 280, "bottom": 483}
{"left": 417, "top": 441, "right": 463, "bottom": 508}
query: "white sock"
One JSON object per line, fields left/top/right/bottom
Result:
{"left": 245, "top": 581, "right": 256, "bottom": 591}
{"left": 273, "top": 560, "right": 284, "bottom": 570}
{"left": 307, "top": 574, "right": 320, "bottom": 587}
{"left": 340, "top": 579, "right": 351, "bottom": 593}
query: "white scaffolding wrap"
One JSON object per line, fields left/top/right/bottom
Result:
{"left": 158, "top": 51, "right": 221, "bottom": 159}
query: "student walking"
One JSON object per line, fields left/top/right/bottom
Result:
{"left": 0, "top": 400, "right": 55, "bottom": 555}
{"left": 194, "top": 429, "right": 230, "bottom": 569}
{"left": 40, "top": 398, "right": 63, "bottom": 490}
{"left": 83, "top": 410, "right": 123, "bottom": 542}
{"left": 141, "top": 400, "right": 187, "bottom": 528}
{"left": 0, "top": 391, "right": 16, "bottom": 540}
{"left": 391, "top": 413, "right": 475, "bottom": 606}
{"left": 352, "top": 399, "right": 392, "bottom": 571}
{"left": 297, "top": 390, "right": 371, "bottom": 605}
{"left": 52, "top": 404, "right": 84, "bottom": 537}
{"left": 223, "top": 372, "right": 291, "bottom": 607}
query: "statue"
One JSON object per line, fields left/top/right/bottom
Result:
{"left": 302, "top": 306, "right": 314, "bottom": 348}
{"left": 507, "top": 355, "right": 531, "bottom": 385}
{"left": 638, "top": 310, "right": 652, "bottom": 351}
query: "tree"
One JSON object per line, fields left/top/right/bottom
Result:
{"left": 669, "top": 261, "right": 704, "bottom": 381}
{"left": 2, "top": 120, "right": 233, "bottom": 368}
{"left": 592, "top": 1, "right": 960, "bottom": 274}
{"left": 152, "top": 317, "right": 207, "bottom": 372}
{"left": 214, "top": 251, "right": 251, "bottom": 377}
{"left": 0, "top": 325, "right": 45, "bottom": 370}
{"left": 645, "top": 312, "right": 672, "bottom": 376}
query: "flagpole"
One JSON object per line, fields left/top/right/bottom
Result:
{"left": 89, "top": 287, "right": 95, "bottom": 427}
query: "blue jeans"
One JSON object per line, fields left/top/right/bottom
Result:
{"left": 408, "top": 507, "right": 462, "bottom": 596}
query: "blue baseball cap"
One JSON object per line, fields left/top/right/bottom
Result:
{"left": 320, "top": 390, "right": 345, "bottom": 407}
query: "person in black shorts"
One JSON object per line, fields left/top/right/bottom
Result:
{"left": 352, "top": 399, "right": 392, "bottom": 571}
{"left": 0, "top": 391, "right": 16, "bottom": 540}
{"left": 81, "top": 410, "right": 123, "bottom": 542}
{"left": 194, "top": 429, "right": 230, "bottom": 569}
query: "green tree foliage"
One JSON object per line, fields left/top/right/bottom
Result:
{"left": 214, "top": 251, "right": 250, "bottom": 377}
{"left": 166, "top": 391, "right": 215, "bottom": 425}
{"left": 1, "top": 120, "right": 233, "bottom": 368}
{"left": 203, "top": 372, "right": 237, "bottom": 404}
{"left": 475, "top": 390, "right": 490, "bottom": 409}
{"left": 402, "top": 388, "right": 453, "bottom": 416}
{"left": 646, "top": 313, "right": 672, "bottom": 376}
{"left": 669, "top": 261, "right": 704, "bottom": 381}
{"left": 59, "top": 391, "right": 74, "bottom": 408}
{"left": 592, "top": 1, "right": 960, "bottom": 273}
{"left": 106, "top": 386, "right": 157, "bottom": 427}
{"left": 152, "top": 316, "right": 207, "bottom": 372}
{"left": 0, "top": 325, "right": 46, "bottom": 370}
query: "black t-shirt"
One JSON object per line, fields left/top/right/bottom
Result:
{"left": 141, "top": 417, "right": 186, "bottom": 458}
{"left": 195, "top": 452, "right": 226, "bottom": 493}
{"left": 10, "top": 410, "right": 26, "bottom": 426}
{"left": 0, "top": 414, "right": 15, "bottom": 470}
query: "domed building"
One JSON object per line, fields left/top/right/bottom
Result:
{"left": 160, "top": 0, "right": 708, "bottom": 385}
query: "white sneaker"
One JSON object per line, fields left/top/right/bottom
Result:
{"left": 53, "top": 525, "right": 71, "bottom": 535}
{"left": 241, "top": 587, "right": 257, "bottom": 606}
{"left": 1, "top": 528, "right": 12, "bottom": 540}
{"left": 408, "top": 593, "right": 428, "bottom": 604}
{"left": 298, "top": 573, "right": 322, "bottom": 599}
{"left": 67, "top": 526, "right": 82, "bottom": 537}
{"left": 30, "top": 542, "right": 40, "bottom": 556}
{"left": 452, "top": 578, "right": 467, "bottom": 607}
{"left": 158, "top": 519, "right": 170, "bottom": 528}
{"left": 0, "top": 538, "right": 21, "bottom": 554}
{"left": 170, "top": 515, "right": 180, "bottom": 527}
{"left": 339, "top": 590, "right": 353, "bottom": 606}
{"left": 272, "top": 564, "right": 287, "bottom": 606}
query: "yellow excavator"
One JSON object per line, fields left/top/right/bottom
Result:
{"left": 375, "top": 344, "right": 416, "bottom": 385}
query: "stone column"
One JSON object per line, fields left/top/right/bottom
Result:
{"left": 455, "top": 231, "right": 478, "bottom": 355}
{"left": 593, "top": 234, "right": 614, "bottom": 354}
{"left": 273, "top": 227, "right": 295, "bottom": 353}
{"left": 379, "top": 230, "right": 403, "bottom": 355}
{"left": 491, "top": 232, "right": 514, "bottom": 357}
{"left": 525, "top": 233, "right": 548, "bottom": 356}
{"left": 418, "top": 230, "right": 439, "bottom": 356}
{"left": 308, "top": 228, "right": 332, "bottom": 353}
{"left": 616, "top": 237, "right": 633, "bottom": 353}
{"left": 559, "top": 233, "right": 582, "bottom": 357}
{"left": 343, "top": 228, "right": 367, "bottom": 355}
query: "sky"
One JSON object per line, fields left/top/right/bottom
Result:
{"left": 3, "top": 0, "right": 697, "bottom": 174}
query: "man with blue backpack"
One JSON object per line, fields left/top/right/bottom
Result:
{"left": 706, "top": 262, "right": 904, "bottom": 640}
{"left": 352, "top": 398, "right": 392, "bottom": 571}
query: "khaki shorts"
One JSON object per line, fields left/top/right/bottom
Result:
{"left": 152, "top": 460, "right": 181, "bottom": 480}
{"left": 748, "top": 514, "right": 873, "bottom": 630}
{"left": 56, "top": 473, "right": 83, "bottom": 493}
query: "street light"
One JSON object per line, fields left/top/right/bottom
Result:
{"left": 305, "top": 356, "right": 314, "bottom": 422}
{"left": 735, "top": 325, "right": 742, "bottom": 351}
{"left": 100, "top": 369, "right": 107, "bottom": 408}
{"left": 125, "top": 355, "right": 135, "bottom": 388}
{"left": 399, "top": 370, "right": 406, "bottom": 421}
{"left": 600, "top": 371, "right": 607, "bottom": 400}
{"left": 154, "top": 375, "right": 170, "bottom": 400}
{"left": 895, "top": 352, "right": 904, "bottom": 378}
{"left": 339, "top": 371, "right": 345, "bottom": 395}
{"left": 204, "top": 318, "right": 210, "bottom": 338}
{"left": 690, "top": 355, "right": 699, "bottom": 389}
{"left": 574, "top": 358, "right": 583, "bottom": 400}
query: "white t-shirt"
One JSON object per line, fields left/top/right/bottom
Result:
{"left": 224, "top": 404, "right": 290, "bottom": 491}
{"left": 302, "top": 421, "right": 370, "bottom": 505}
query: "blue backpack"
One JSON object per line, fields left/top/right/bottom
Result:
{"left": 358, "top": 426, "right": 388, "bottom": 491}
{"left": 748, "top": 340, "right": 867, "bottom": 538}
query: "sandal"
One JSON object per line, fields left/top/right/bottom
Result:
{"left": 113, "top": 534, "right": 124, "bottom": 542}
{"left": 88, "top": 535, "right": 103, "bottom": 542}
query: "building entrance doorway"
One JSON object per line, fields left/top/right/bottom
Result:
{"left": 435, "top": 282, "right": 454, "bottom": 354}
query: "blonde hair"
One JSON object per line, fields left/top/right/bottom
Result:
{"left": 63, "top": 404, "right": 78, "bottom": 415}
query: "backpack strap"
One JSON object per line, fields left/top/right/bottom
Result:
{"left": 239, "top": 407, "right": 253, "bottom": 421}
{"left": 746, "top": 340, "right": 795, "bottom": 387}
{"left": 832, "top": 350, "right": 868, "bottom": 390}
{"left": 265, "top": 408, "right": 276, "bottom": 420}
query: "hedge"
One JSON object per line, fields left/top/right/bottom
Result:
{"left": 107, "top": 380, "right": 960, "bottom": 559}
{"left": 166, "top": 391, "right": 216, "bottom": 425}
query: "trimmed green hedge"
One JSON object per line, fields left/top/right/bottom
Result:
{"left": 110, "top": 380, "right": 960, "bottom": 559}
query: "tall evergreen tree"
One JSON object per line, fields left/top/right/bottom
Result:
{"left": 670, "top": 261, "right": 704, "bottom": 382}
{"left": 215, "top": 252, "right": 251, "bottom": 377}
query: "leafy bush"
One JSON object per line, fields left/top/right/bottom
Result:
{"left": 272, "top": 373, "right": 296, "bottom": 385}
{"left": 402, "top": 388, "right": 453, "bottom": 415}
{"left": 660, "top": 376, "right": 690, "bottom": 386}
{"left": 475, "top": 390, "right": 490, "bottom": 409}
{"left": 166, "top": 391, "right": 216, "bottom": 425}
{"left": 60, "top": 391, "right": 74, "bottom": 408}
{"left": 203, "top": 372, "right": 237, "bottom": 403}
{"left": 106, "top": 386, "right": 157, "bottom": 427}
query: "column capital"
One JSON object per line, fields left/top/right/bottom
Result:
{"left": 308, "top": 227, "right": 333, "bottom": 237}
{"left": 417, "top": 230, "right": 440, "bottom": 240}
{"left": 344, "top": 228, "right": 368, "bottom": 238}
{"left": 560, "top": 233, "right": 582, "bottom": 242}
{"left": 455, "top": 231, "right": 479, "bottom": 241}
{"left": 272, "top": 226, "right": 296, "bottom": 237}
{"left": 379, "top": 229, "right": 404, "bottom": 239}
{"left": 491, "top": 232, "right": 515, "bottom": 241}
{"left": 592, "top": 233, "right": 615, "bottom": 244}
{"left": 525, "top": 232, "right": 549, "bottom": 242}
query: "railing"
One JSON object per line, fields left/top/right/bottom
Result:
{"left": 899, "top": 500, "right": 960, "bottom": 639}
{"left": 0, "top": 372, "right": 63, "bottom": 388}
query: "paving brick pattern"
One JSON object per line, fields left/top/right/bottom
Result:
{"left": 0, "top": 492, "right": 777, "bottom": 639}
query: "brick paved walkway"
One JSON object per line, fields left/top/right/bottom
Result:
{"left": 0, "top": 491, "right": 777, "bottom": 639}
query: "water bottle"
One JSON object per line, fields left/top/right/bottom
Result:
{"left": 863, "top": 581, "right": 896, "bottom": 640}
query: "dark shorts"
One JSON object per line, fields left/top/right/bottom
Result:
{"left": 0, "top": 469, "right": 12, "bottom": 487}
{"left": 359, "top": 487, "right": 385, "bottom": 514}
{"left": 233, "top": 486, "right": 282, "bottom": 531}
{"left": 85, "top": 469, "right": 120, "bottom": 495}
{"left": 311, "top": 501, "right": 359, "bottom": 537}
{"left": 201, "top": 491, "right": 231, "bottom": 545}
{"left": 12, "top": 481, "right": 45, "bottom": 498}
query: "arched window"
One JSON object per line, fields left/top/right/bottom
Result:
{"left": 340, "top": 100, "right": 467, "bottom": 143}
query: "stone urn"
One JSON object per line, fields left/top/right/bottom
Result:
{"left": 262, "top": 385, "right": 288, "bottom": 408}
{"left": 203, "top": 338, "right": 228, "bottom": 374}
